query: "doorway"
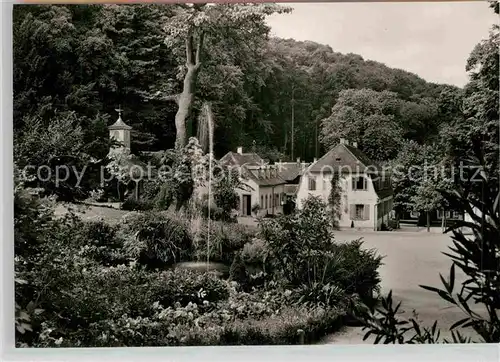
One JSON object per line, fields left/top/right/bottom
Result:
{"left": 242, "top": 195, "right": 252, "bottom": 216}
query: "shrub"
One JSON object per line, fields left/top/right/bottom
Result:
{"left": 200, "top": 201, "right": 227, "bottom": 221}
{"left": 230, "top": 238, "right": 271, "bottom": 290}
{"left": 72, "top": 220, "right": 129, "bottom": 266}
{"left": 219, "top": 306, "right": 344, "bottom": 345}
{"left": 121, "top": 212, "right": 193, "bottom": 268}
{"left": 21, "top": 256, "right": 229, "bottom": 347}
{"left": 260, "top": 195, "right": 382, "bottom": 309}
{"left": 295, "top": 282, "right": 347, "bottom": 308}
{"left": 192, "top": 221, "right": 255, "bottom": 264}
{"left": 121, "top": 196, "right": 154, "bottom": 211}
{"left": 240, "top": 238, "right": 267, "bottom": 265}
{"left": 152, "top": 269, "right": 230, "bottom": 307}
{"left": 328, "top": 239, "right": 383, "bottom": 299}
{"left": 260, "top": 195, "right": 337, "bottom": 286}
{"left": 212, "top": 167, "right": 240, "bottom": 221}
{"left": 251, "top": 204, "right": 261, "bottom": 216}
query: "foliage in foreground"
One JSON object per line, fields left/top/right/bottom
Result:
{"left": 15, "top": 179, "right": 359, "bottom": 347}
{"left": 260, "top": 195, "right": 383, "bottom": 301}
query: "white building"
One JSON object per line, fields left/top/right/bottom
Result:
{"left": 296, "top": 139, "right": 394, "bottom": 230}
{"left": 219, "top": 147, "right": 286, "bottom": 217}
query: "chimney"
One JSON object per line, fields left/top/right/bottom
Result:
{"left": 313, "top": 157, "right": 317, "bottom": 163}
{"left": 237, "top": 146, "right": 243, "bottom": 154}
{"left": 352, "top": 141, "right": 358, "bottom": 148}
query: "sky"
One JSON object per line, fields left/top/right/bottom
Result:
{"left": 266, "top": 1, "right": 498, "bottom": 87}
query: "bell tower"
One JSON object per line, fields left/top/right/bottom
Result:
{"left": 108, "top": 106, "right": 132, "bottom": 153}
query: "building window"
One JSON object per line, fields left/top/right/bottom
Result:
{"left": 260, "top": 195, "right": 263, "bottom": 208}
{"left": 308, "top": 177, "right": 316, "bottom": 191}
{"left": 352, "top": 176, "right": 367, "bottom": 191}
{"left": 350, "top": 204, "right": 369, "bottom": 220}
{"left": 355, "top": 205, "right": 364, "bottom": 219}
{"left": 265, "top": 195, "right": 268, "bottom": 209}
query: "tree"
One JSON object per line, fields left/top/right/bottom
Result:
{"left": 213, "top": 167, "right": 242, "bottom": 221}
{"left": 328, "top": 172, "right": 342, "bottom": 229}
{"left": 14, "top": 112, "right": 105, "bottom": 201}
{"left": 358, "top": 148, "right": 500, "bottom": 343}
{"left": 160, "top": 3, "right": 289, "bottom": 149}
{"left": 358, "top": 3, "right": 500, "bottom": 343}
{"left": 105, "top": 151, "right": 133, "bottom": 203}
{"left": 319, "top": 89, "right": 404, "bottom": 161}
{"left": 412, "top": 179, "right": 444, "bottom": 232}
{"left": 13, "top": 4, "right": 458, "bottom": 172}
{"left": 390, "top": 140, "right": 423, "bottom": 225}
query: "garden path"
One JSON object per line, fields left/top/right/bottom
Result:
{"left": 321, "top": 229, "right": 483, "bottom": 344}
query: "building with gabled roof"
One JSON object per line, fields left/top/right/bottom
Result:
{"left": 220, "top": 147, "right": 286, "bottom": 217}
{"left": 219, "top": 147, "right": 264, "bottom": 167}
{"left": 296, "top": 139, "right": 394, "bottom": 230}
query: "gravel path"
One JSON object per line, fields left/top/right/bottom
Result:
{"left": 321, "top": 229, "right": 482, "bottom": 344}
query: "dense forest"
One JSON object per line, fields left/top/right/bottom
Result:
{"left": 13, "top": 4, "right": 462, "bottom": 162}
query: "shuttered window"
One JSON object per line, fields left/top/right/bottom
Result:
{"left": 364, "top": 204, "right": 370, "bottom": 220}
{"left": 356, "top": 205, "right": 364, "bottom": 219}
{"left": 350, "top": 204, "right": 370, "bottom": 220}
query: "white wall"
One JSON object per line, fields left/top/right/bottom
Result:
{"left": 258, "top": 184, "right": 285, "bottom": 216}
{"left": 236, "top": 180, "right": 284, "bottom": 217}
{"left": 235, "top": 179, "right": 259, "bottom": 216}
{"left": 297, "top": 172, "right": 381, "bottom": 229}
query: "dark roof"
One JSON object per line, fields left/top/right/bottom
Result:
{"left": 376, "top": 189, "right": 394, "bottom": 200}
{"left": 372, "top": 183, "right": 394, "bottom": 200}
{"left": 276, "top": 162, "right": 309, "bottom": 182}
{"left": 244, "top": 165, "right": 286, "bottom": 187}
{"left": 309, "top": 143, "right": 382, "bottom": 173}
{"left": 220, "top": 151, "right": 264, "bottom": 167}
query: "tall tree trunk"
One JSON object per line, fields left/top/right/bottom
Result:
{"left": 175, "top": 71, "right": 195, "bottom": 150}
{"left": 173, "top": 31, "right": 204, "bottom": 150}
{"left": 426, "top": 211, "right": 430, "bottom": 232}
